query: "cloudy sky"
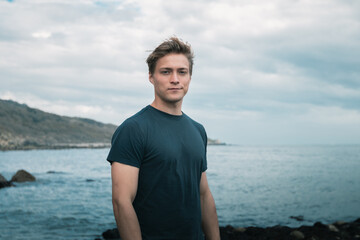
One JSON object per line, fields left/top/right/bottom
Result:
{"left": 1, "top": 0, "right": 359, "bottom": 145}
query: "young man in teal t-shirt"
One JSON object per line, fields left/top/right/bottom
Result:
{"left": 107, "top": 37, "right": 220, "bottom": 240}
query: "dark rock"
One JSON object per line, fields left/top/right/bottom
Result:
{"left": 102, "top": 228, "right": 120, "bottom": 239}
{"left": 290, "top": 230, "right": 305, "bottom": 239}
{"left": 234, "top": 227, "right": 246, "bottom": 233}
{"left": 219, "top": 226, "right": 233, "bottom": 240}
{"left": 290, "top": 215, "right": 304, "bottom": 221}
{"left": 10, "top": 169, "right": 36, "bottom": 183}
{"left": 0, "top": 181, "right": 13, "bottom": 188}
{"left": 216, "top": 219, "right": 360, "bottom": 240}
{"left": 328, "top": 224, "right": 339, "bottom": 232}
{"left": 46, "top": 171, "right": 65, "bottom": 174}
{"left": 334, "top": 220, "right": 347, "bottom": 226}
{"left": 313, "top": 222, "right": 327, "bottom": 229}
{"left": 0, "top": 174, "right": 7, "bottom": 182}
{"left": 246, "top": 226, "right": 266, "bottom": 237}
{"left": 0, "top": 173, "right": 14, "bottom": 189}
{"left": 100, "top": 218, "right": 360, "bottom": 240}
{"left": 264, "top": 225, "right": 293, "bottom": 240}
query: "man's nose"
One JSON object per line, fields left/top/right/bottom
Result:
{"left": 170, "top": 73, "right": 179, "bottom": 84}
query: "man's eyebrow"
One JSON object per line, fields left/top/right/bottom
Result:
{"left": 159, "top": 67, "right": 189, "bottom": 70}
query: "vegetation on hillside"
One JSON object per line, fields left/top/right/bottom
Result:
{"left": 0, "top": 99, "right": 117, "bottom": 150}
{"left": 0, "top": 99, "right": 225, "bottom": 150}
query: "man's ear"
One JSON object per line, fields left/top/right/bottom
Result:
{"left": 149, "top": 73, "right": 154, "bottom": 84}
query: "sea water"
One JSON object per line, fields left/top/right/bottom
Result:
{"left": 0, "top": 145, "right": 359, "bottom": 240}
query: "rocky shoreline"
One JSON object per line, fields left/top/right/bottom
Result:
{"left": 98, "top": 218, "right": 360, "bottom": 240}
{"left": 1, "top": 140, "right": 223, "bottom": 151}
{"left": 0, "top": 142, "right": 111, "bottom": 151}
{"left": 0, "top": 169, "right": 36, "bottom": 188}
{"left": 2, "top": 169, "right": 358, "bottom": 240}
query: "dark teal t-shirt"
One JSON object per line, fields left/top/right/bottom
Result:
{"left": 107, "top": 105, "right": 207, "bottom": 240}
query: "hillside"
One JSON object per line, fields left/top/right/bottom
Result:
{"left": 0, "top": 99, "right": 117, "bottom": 150}
{"left": 0, "top": 99, "right": 225, "bottom": 151}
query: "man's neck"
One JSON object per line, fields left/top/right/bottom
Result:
{"left": 150, "top": 100, "right": 183, "bottom": 116}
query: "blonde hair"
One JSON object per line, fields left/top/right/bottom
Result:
{"left": 146, "top": 37, "right": 194, "bottom": 76}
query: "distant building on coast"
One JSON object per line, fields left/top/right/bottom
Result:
{"left": 207, "top": 138, "right": 226, "bottom": 145}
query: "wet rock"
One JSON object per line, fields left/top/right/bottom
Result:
{"left": 100, "top": 218, "right": 360, "bottom": 240}
{"left": 219, "top": 225, "right": 234, "bottom": 240}
{"left": 234, "top": 227, "right": 246, "bottom": 232}
{"left": 0, "top": 174, "right": 7, "bottom": 182}
{"left": 0, "top": 181, "right": 13, "bottom": 188}
{"left": 290, "top": 215, "right": 305, "bottom": 221}
{"left": 334, "top": 220, "right": 347, "bottom": 226}
{"left": 290, "top": 230, "right": 305, "bottom": 239}
{"left": 46, "top": 170, "right": 65, "bottom": 174}
{"left": 0, "top": 174, "right": 14, "bottom": 188}
{"left": 10, "top": 169, "right": 36, "bottom": 183}
{"left": 328, "top": 224, "right": 339, "bottom": 232}
{"left": 314, "top": 221, "right": 327, "bottom": 229}
{"left": 102, "top": 228, "right": 120, "bottom": 239}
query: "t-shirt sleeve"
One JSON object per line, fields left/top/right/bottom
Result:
{"left": 200, "top": 124, "right": 208, "bottom": 172}
{"left": 106, "top": 119, "right": 144, "bottom": 168}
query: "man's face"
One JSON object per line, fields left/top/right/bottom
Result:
{"left": 149, "top": 53, "right": 191, "bottom": 105}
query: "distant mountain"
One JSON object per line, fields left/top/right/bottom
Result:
{"left": 0, "top": 99, "right": 117, "bottom": 150}
{"left": 0, "top": 99, "right": 225, "bottom": 151}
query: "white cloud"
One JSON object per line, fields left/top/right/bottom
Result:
{"left": 301, "top": 106, "right": 360, "bottom": 125}
{"left": 1, "top": 0, "right": 359, "bottom": 144}
{"left": 32, "top": 31, "right": 52, "bottom": 39}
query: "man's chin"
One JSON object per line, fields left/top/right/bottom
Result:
{"left": 159, "top": 94, "right": 186, "bottom": 103}
{"left": 161, "top": 97, "right": 184, "bottom": 105}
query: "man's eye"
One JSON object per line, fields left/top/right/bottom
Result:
{"left": 161, "top": 71, "right": 170, "bottom": 74}
{"left": 179, "top": 70, "right": 188, "bottom": 75}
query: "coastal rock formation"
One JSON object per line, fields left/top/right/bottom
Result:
{"left": 101, "top": 228, "right": 120, "bottom": 239}
{"left": 290, "top": 230, "right": 305, "bottom": 239}
{"left": 218, "top": 218, "right": 360, "bottom": 240}
{"left": 0, "top": 99, "right": 116, "bottom": 150}
{"left": 0, "top": 174, "right": 7, "bottom": 182}
{"left": 0, "top": 99, "right": 224, "bottom": 150}
{"left": 98, "top": 218, "right": 360, "bottom": 240}
{"left": 10, "top": 169, "right": 36, "bottom": 183}
{"left": 0, "top": 174, "right": 13, "bottom": 188}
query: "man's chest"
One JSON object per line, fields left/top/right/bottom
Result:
{"left": 142, "top": 122, "right": 205, "bottom": 168}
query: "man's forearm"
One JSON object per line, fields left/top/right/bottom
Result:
{"left": 201, "top": 191, "right": 220, "bottom": 240}
{"left": 113, "top": 201, "right": 142, "bottom": 240}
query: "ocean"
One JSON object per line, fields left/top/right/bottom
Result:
{"left": 0, "top": 145, "right": 359, "bottom": 240}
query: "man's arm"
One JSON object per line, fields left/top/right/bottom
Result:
{"left": 200, "top": 172, "right": 220, "bottom": 240}
{"left": 111, "top": 162, "right": 142, "bottom": 240}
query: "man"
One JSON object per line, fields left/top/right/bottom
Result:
{"left": 107, "top": 37, "right": 220, "bottom": 240}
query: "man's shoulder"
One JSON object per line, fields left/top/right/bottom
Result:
{"left": 124, "top": 105, "right": 152, "bottom": 124}
{"left": 183, "top": 113, "right": 206, "bottom": 132}
{"left": 113, "top": 106, "right": 152, "bottom": 134}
